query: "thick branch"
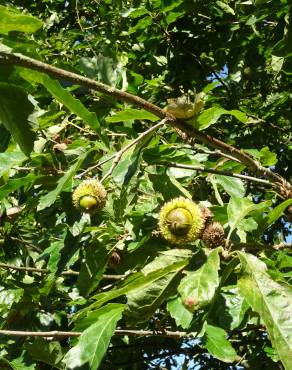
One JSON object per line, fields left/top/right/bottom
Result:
{"left": 0, "top": 51, "right": 290, "bottom": 199}
{"left": 0, "top": 329, "right": 190, "bottom": 338}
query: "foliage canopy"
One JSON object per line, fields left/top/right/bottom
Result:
{"left": 0, "top": 1, "right": 291, "bottom": 369}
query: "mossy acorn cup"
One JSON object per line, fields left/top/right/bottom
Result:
{"left": 158, "top": 197, "right": 205, "bottom": 245}
{"left": 72, "top": 179, "right": 107, "bottom": 215}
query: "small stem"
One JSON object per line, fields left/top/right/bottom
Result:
{"left": 0, "top": 263, "right": 125, "bottom": 280}
{"left": 164, "top": 162, "right": 272, "bottom": 186}
{"left": 0, "top": 329, "right": 191, "bottom": 338}
{"left": 101, "top": 119, "right": 166, "bottom": 183}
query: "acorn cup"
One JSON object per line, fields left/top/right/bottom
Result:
{"left": 158, "top": 197, "right": 205, "bottom": 245}
{"left": 201, "top": 221, "right": 225, "bottom": 248}
{"left": 72, "top": 179, "right": 107, "bottom": 215}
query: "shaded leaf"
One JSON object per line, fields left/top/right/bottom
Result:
{"left": 0, "top": 83, "right": 36, "bottom": 156}
{"left": 37, "top": 152, "right": 87, "bottom": 211}
{"left": 77, "top": 243, "right": 115, "bottom": 296}
{"left": 126, "top": 249, "right": 190, "bottom": 323}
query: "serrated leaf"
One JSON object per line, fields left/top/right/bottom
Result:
{"left": 0, "top": 83, "right": 36, "bottom": 156}
{"left": 203, "top": 324, "right": 238, "bottom": 363}
{"left": 215, "top": 175, "right": 245, "bottom": 198}
{"left": 237, "top": 252, "right": 292, "bottom": 369}
{"left": 167, "top": 296, "right": 193, "bottom": 329}
{"left": 106, "top": 108, "right": 158, "bottom": 122}
{"left": 63, "top": 304, "right": 124, "bottom": 370}
{"left": 178, "top": 248, "right": 221, "bottom": 310}
{"left": 37, "top": 152, "right": 87, "bottom": 211}
{"left": 0, "top": 5, "right": 42, "bottom": 34}
{"left": 74, "top": 249, "right": 191, "bottom": 320}
{"left": 126, "top": 250, "right": 190, "bottom": 323}
{"left": 19, "top": 69, "right": 107, "bottom": 144}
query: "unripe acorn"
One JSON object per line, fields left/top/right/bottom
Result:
{"left": 202, "top": 221, "right": 225, "bottom": 248}
{"left": 72, "top": 179, "right": 107, "bottom": 215}
{"left": 158, "top": 197, "right": 204, "bottom": 245}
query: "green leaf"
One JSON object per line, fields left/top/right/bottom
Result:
{"left": 77, "top": 243, "right": 115, "bottom": 296}
{"left": 0, "top": 5, "right": 42, "bottom": 34}
{"left": 63, "top": 304, "right": 124, "bottom": 370}
{"left": 227, "top": 196, "right": 271, "bottom": 242}
{"left": 216, "top": 285, "right": 249, "bottom": 330}
{"left": 0, "top": 286, "right": 23, "bottom": 319}
{"left": 238, "top": 252, "right": 292, "bottom": 369}
{"left": 0, "top": 83, "right": 36, "bottom": 156}
{"left": 194, "top": 106, "right": 227, "bottom": 130}
{"left": 203, "top": 324, "right": 238, "bottom": 363}
{"left": 192, "top": 107, "right": 247, "bottom": 130}
{"left": 0, "top": 148, "right": 27, "bottom": 177}
{"left": 259, "top": 198, "right": 292, "bottom": 233}
{"left": 216, "top": 1, "right": 235, "bottom": 15}
{"left": 178, "top": 248, "right": 221, "bottom": 310}
{"left": 106, "top": 108, "right": 158, "bottom": 122}
{"left": 75, "top": 249, "right": 191, "bottom": 320}
{"left": 19, "top": 69, "right": 107, "bottom": 144}
{"left": 37, "top": 152, "right": 87, "bottom": 211}
{"left": 25, "top": 339, "right": 64, "bottom": 369}
{"left": 126, "top": 249, "right": 190, "bottom": 323}
{"left": 167, "top": 296, "right": 193, "bottom": 329}
{"left": 0, "top": 173, "right": 39, "bottom": 200}
{"left": 214, "top": 175, "right": 245, "bottom": 198}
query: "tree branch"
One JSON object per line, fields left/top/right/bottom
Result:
{"left": 163, "top": 162, "right": 273, "bottom": 186}
{"left": 0, "top": 51, "right": 290, "bottom": 199}
{"left": 101, "top": 119, "right": 166, "bottom": 182}
{"left": 0, "top": 263, "right": 124, "bottom": 280}
{"left": 0, "top": 329, "right": 191, "bottom": 338}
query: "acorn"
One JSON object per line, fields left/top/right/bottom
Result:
{"left": 158, "top": 197, "right": 205, "bottom": 245}
{"left": 201, "top": 221, "right": 225, "bottom": 248}
{"left": 72, "top": 179, "right": 107, "bottom": 214}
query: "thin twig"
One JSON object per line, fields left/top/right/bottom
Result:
{"left": 101, "top": 119, "right": 166, "bottom": 182}
{"left": 165, "top": 162, "right": 272, "bottom": 186}
{"left": 0, "top": 329, "right": 191, "bottom": 338}
{"left": 0, "top": 263, "right": 125, "bottom": 280}
{"left": 0, "top": 51, "right": 290, "bottom": 199}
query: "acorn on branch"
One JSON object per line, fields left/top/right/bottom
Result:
{"left": 201, "top": 221, "right": 225, "bottom": 248}
{"left": 158, "top": 197, "right": 205, "bottom": 245}
{"left": 72, "top": 179, "right": 107, "bottom": 214}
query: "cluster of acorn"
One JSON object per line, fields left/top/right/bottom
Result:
{"left": 72, "top": 180, "right": 225, "bottom": 248}
{"left": 158, "top": 197, "right": 225, "bottom": 248}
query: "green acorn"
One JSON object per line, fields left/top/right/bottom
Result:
{"left": 72, "top": 179, "right": 107, "bottom": 214}
{"left": 202, "top": 221, "right": 225, "bottom": 248}
{"left": 158, "top": 197, "right": 204, "bottom": 245}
